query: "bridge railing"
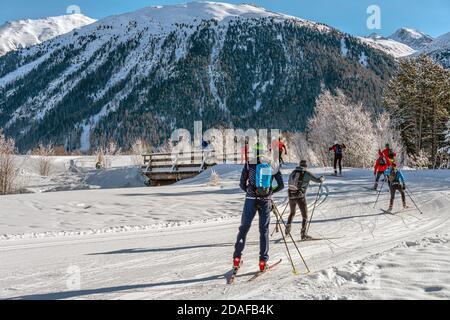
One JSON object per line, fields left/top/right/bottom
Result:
{"left": 142, "top": 150, "right": 243, "bottom": 173}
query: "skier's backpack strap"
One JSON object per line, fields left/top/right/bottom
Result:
{"left": 255, "top": 163, "right": 272, "bottom": 197}
{"left": 288, "top": 170, "right": 305, "bottom": 192}
{"left": 388, "top": 170, "right": 400, "bottom": 186}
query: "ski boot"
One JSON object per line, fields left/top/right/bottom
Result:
{"left": 387, "top": 205, "right": 393, "bottom": 213}
{"left": 373, "top": 183, "right": 378, "bottom": 190}
{"left": 403, "top": 203, "right": 410, "bottom": 209}
{"left": 301, "top": 228, "right": 310, "bottom": 241}
{"left": 259, "top": 260, "right": 268, "bottom": 272}
{"left": 285, "top": 224, "right": 291, "bottom": 235}
{"left": 233, "top": 257, "right": 242, "bottom": 273}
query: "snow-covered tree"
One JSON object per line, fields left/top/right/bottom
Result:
{"left": 446, "top": 119, "right": 450, "bottom": 154}
{"left": 384, "top": 55, "right": 450, "bottom": 165}
{"left": 308, "top": 90, "right": 377, "bottom": 168}
{"left": 285, "top": 132, "right": 320, "bottom": 166}
{"left": 374, "top": 113, "right": 406, "bottom": 164}
{"left": 0, "top": 130, "right": 18, "bottom": 194}
{"left": 436, "top": 118, "right": 450, "bottom": 168}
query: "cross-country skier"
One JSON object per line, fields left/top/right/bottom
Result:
{"left": 233, "top": 143, "right": 284, "bottom": 272}
{"left": 329, "top": 141, "right": 346, "bottom": 176}
{"left": 379, "top": 143, "right": 396, "bottom": 163}
{"left": 373, "top": 154, "right": 391, "bottom": 190}
{"left": 241, "top": 138, "right": 249, "bottom": 164}
{"left": 384, "top": 163, "right": 409, "bottom": 211}
{"left": 285, "top": 160, "right": 324, "bottom": 240}
{"left": 271, "top": 137, "right": 287, "bottom": 165}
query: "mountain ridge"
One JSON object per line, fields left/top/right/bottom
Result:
{"left": 0, "top": 2, "right": 404, "bottom": 152}
{"left": 0, "top": 14, "right": 96, "bottom": 56}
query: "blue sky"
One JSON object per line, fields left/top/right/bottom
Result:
{"left": 1, "top": 0, "right": 449, "bottom": 37}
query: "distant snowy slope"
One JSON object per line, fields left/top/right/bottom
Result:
{"left": 0, "top": 14, "right": 96, "bottom": 56}
{"left": 358, "top": 33, "right": 416, "bottom": 58}
{"left": 388, "top": 28, "right": 433, "bottom": 50}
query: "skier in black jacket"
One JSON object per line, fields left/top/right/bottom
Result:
{"left": 285, "top": 160, "right": 324, "bottom": 240}
{"left": 329, "top": 141, "right": 346, "bottom": 176}
{"left": 232, "top": 143, "right": 284, "bottom": 273}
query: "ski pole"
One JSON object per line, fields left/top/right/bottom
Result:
{"left": 306, "top": 182, "right": 322, "bottom": 236}
{"left": 271, "top": 201, "right": 298, "bottom": 274}
{"left": 271, "top": 200, "right": 288, "bottom": 236}
{"left": 405, "top": 186, "right": 423, "bottom": 215}
{"left": 273, "top": 201, "right": 310, "bottom": 273}
{"left": 373, "top": 178, "right": 385, "bottom": 209}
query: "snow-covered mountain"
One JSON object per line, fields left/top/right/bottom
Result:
{"left": 418, "top": 32, "right": 450, "bottom": 68}
{"left": 359, "top": 28, "right": 449, "bottom": 68}
{"left": 0, "top": 14, "right": 96, "bottom": 56}
{"left": 388, "top": 28, "right": 433, "bottom": 50}
{"left": 358, "top": 33, "right": 416, "bottom": 58}
{"left": 0, "top": 1, "right": 396, "bottom": 152}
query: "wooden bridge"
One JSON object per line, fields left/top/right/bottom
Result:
{"left": 141, "top": 150, "right": 242, "bottom": 186}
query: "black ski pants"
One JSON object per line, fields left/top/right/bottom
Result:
{"left": 389, "top": 184, "right": 406, "bottom": 207}
{"left": 333, "top": 154, "right": 342, "bottom": 174}
{"left": 287, "top": 194, "right": 308, "bottom": 232}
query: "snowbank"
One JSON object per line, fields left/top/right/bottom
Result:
{"left": 1, "top": 165, "right": 450, "bottom": 300}
{"left": 11, "top": 155, "right": 147, "bottom": 193}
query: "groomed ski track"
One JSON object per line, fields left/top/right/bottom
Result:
{"left": 1, "top": 166, "right": 449, "bottom": 300}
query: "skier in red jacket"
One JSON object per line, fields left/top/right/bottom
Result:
{"left": 373, "top": 154, "right": 391, "bottom": 190}
{"left": 271, "top": 138, "right": 287, "bottom": 164}
{"left": 379, "top": 143, "right": 396, "bottom": 163}
{"left": 241, "top": 139, "right": 249, "bottom": 164}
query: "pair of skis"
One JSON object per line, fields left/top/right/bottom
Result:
{"left": 227, "top": 259, "right": 282, "bottom": 284}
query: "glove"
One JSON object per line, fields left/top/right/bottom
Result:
{"left": 374, "top": 172, "right": 376, "bottom": 176}
{"left": 402, "top": 184, "right": 406, "bottom": 190}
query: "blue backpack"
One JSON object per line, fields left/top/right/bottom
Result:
{"left": 255, "top": 163, "right": 272, "bottom": 197}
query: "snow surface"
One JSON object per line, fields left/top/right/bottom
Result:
{"left": 358, "top": 35, "right": 416, "bottom": 58}
{"left": 340, "top": 38, "right": 348, "bottom": 57}
{"left": 0, "top": 14, "right": 96, "bottom": 56}
{"left": 1, "top": 163, "right": 449, "bottom": 299}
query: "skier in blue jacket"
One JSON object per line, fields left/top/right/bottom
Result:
{"left": 384, "top": 163, "right": 409, "bottom": 211}
{"left": 232, "top": 143, "right": 284, "bottom": 273}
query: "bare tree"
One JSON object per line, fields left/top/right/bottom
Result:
{"left": 131, "top": 138, "right": 151, "bottom": 165}
{"left": 95, "top": 147, "right": 106, "bottom": 169}
{"left": 106, "top": 140, "right": 121, "bottom": 156}
{"left": 208, "top": 169, "right": 221, "bottom": 186}
{"left": 0, "top": 130, "right": 18, "bottom": 195}
{"left": 32, "top": 144, "right": 54, "bottom": 176}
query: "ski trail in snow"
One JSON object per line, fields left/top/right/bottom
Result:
{"left": 0, "top": 167, "right": 449, "bottom": 299}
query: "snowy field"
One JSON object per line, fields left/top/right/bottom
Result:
{"left": 0, "top": 161, "right": 449, "bottom": 300}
